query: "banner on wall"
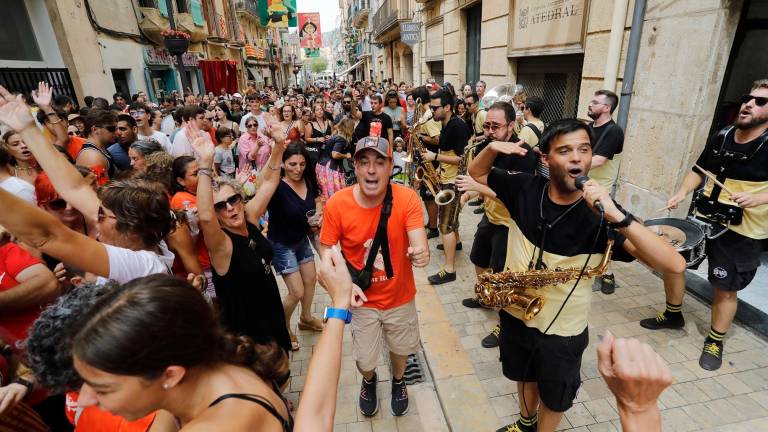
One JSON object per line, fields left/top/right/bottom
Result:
{"left": 304, "top": 48, "right": 319, "bottom": 58}
{"left": 259, "top": 0, "right": 297, "bottom": 28}
{"left": 298, "top": 13, "right": 322, "bottom": 49}
{"left": 509, "top": 0, "right": 587, "bottom": 57}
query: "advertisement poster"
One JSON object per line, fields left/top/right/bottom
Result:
{"left": 298, "top": 13, "right": 322, "bottom": 49}
{"left": 259, "top": 0, "right": 297, "bottom": 28}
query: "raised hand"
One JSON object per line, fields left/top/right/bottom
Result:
{"left": 491, "top": 141, "right": 528, "bottom": 157}
{"left": 190, "top": 135, "right": 215, "bottom": 166}
{"left": 0, "top": 85, "right": 35, "bottom": 132}
{"left": 30, "top": 82, "right": 53, "bottom": 110}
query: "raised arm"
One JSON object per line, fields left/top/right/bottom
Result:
{"left": 1, "top": 83, "right": 100, "bottom": 220}
{"left": 0, "top": 187, "right": 110, "bottom": 277}
{"left": 244, "top": 125, "right": 288, "bottom": 224}
{"left": 468, "top": 141, "right": 528, "bottom": 185}
{"left": 191, "top": 135, "right": 234, "bottom": 275}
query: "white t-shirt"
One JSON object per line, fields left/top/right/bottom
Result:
{"left": 138, "top": 130, "right": 173, "bottom": 153}
{"left": 169, "top": 128, "right": 194, "bottom": 157}
{"left": 99, "top": 241, "right": 175, "bottom": 284}
{"left": 0, "top": 177, "right": 36, "bottom": 204}
{"left": 161, "top": 115, "right": 175, "bottom": 137}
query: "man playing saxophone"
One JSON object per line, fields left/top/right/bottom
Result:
{"left": 468, "top": 118, "right": 686, "bottom": 432}
{"left": 422, "top": 89, "right": 473, "bottom": 285}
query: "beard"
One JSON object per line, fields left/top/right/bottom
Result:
{"left": 735, "top": 111, "right": 768, "bottom": 130}
{"left": 586, "top": 110, "right": 598, "bottom": 120}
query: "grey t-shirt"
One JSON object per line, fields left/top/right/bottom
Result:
{"left": 214, "top": 146, "right": 236, "bottom": 176}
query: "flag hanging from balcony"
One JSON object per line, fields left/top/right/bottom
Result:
{"left": 258, "top": 0, "right": 297, "bottom": 28}
{"left": 298, "top": 13, "right": 322, "bottom": 49}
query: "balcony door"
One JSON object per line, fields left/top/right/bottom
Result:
{"left": 465, "top": 4, "right": 481, "bottom": 85}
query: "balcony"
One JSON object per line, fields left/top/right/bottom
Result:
{"left": 235, "top": 0, "right": 259, "bottom": 20}
{"left": 175, "top": 0, "right": 208, "bottom": 42}
{"left": 371, "top": 0, "right": 411, "bottom": 42}
{"left": 352, "top": 0, "right": 370, "bottom": 28}
{"left": 138, "top": 0, "right": 170, "bottom": 41}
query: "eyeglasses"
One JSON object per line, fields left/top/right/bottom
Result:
{"left": 47, "top": 198, "right": 68, "bottom": 211}
{"left": 129, "top": 111, "right": 144, "bottom": 117}
{"left": 97, "top": 206, "right": 118, "bottom": 222}
{"left": 102, "top": 125, "right": 117, "bottom": 133}
{"left": 214, "top": 194, "right": 243, "bottom": 212}
{"left": 589, "top": 100, "right": 609, "bottom": 107}
{"left": 740, "top": 94, "right": 768, "bottom": 107}
{"left": 429, "top": 105, "right": 441, "bottom": 111}
{"left": 482, "top": 122, "right": 508, "bottom": 132}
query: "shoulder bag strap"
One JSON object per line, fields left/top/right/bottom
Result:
{"left": 363, "top": 184, "right": 394, "bottom": 278}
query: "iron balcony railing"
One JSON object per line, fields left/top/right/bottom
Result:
{"left": 235, "top": 0, "right": 259, "bottom": 19}
{"left": 0, "top": 68, "right": 77, "bottom": 102}
{"left": 371, "top": 0, "right": 410, "bottom": 39}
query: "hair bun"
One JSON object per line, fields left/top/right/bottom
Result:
{"left": 218, "top": 334, "right": 289, "bottom": 388}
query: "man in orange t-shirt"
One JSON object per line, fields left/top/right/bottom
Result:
{"left": 319, "top": 136, "right": 428, "bottom": 418}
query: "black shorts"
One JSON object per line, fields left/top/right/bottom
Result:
{"left": 470, "top": 215, "right": 508, "bottom": 272}
{"left": 498, "top": 310, "right": 588, "bottom": 412}
{"left": 706, "top": 230, "right": 765, "bottom": 291}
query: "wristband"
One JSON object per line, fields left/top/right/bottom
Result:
{"left": 323, "top": 307, "right": 352, "bottom": 324}
{"left": 198, "top": 168, "right": 213, "bottom": 178}
{"left": 608, "top": 208, "right": 635, "bottom": 230}
{"left": 11, "top": 377, "right": 34, "bottom": 392}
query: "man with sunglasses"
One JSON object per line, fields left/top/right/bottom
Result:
{"left": 422, "top": 89, "right": 472, "bottom": 284}
{"left": 640, "top": 79, "right": 768, "bottom": 371}
{"left": 75, "top": 109, "right": 118, "bottom": 180}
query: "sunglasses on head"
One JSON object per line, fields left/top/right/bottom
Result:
{"left": 47, "top": 198, "right": 68, "bottom": 211}
{"left": 213, "top": 194, "right": 242, "bottom": 212}
{"left": 741, "top": 94, "right": 768, "bottom": 107}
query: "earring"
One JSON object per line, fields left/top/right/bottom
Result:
{"left": 162, "top": 384, "right": 170, "bottom": 390}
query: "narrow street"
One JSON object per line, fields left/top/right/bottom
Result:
{"left": 283, "top": 208, "right": 768, "bottom": 432}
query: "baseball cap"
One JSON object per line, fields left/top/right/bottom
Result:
{"left": 354, "top": 136, "right": 391, "bottom": 159}
{"left": 233, "top": 92, "right": 242, "bottom": 99}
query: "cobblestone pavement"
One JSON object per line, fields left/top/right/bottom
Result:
{"left": 280, "top": 208, "right": 768, "bottom": 431}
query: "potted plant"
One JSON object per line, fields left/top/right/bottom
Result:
{"left": 161, "top": 29, "right": 191, "bottom": 55}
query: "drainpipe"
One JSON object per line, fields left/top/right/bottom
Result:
{"left": 616, "top": 0, "right": 647, "bottom": 130}
{"left": 603, "top": 0, "right": 629, "bottom": 91}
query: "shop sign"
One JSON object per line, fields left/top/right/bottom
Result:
{"left": 400, "top": 23, "right": 420, "bottom": 46}
{"left": 144, "top": 47, "right": 200, "bottom": 67}
{"left": 509, "top": 0, "right": 587, "bottom": 57}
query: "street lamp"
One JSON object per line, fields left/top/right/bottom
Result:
{"left": 292, "top": 55, "right": 302, "bottom": 88}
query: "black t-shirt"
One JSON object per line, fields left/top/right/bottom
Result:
{"left": 589, "top": 120, "right": 624, "bottom": 159}
{"left": 487, "top": 169, "right": 634, "bottom": 262}
{"left": 695, "top": 127, "right": 768, "bottom": 183}
{"left": 438, "top": 115, "right": 471, "bottom": 154}
{"left": 267, "top": 179, "right": 318, "bottom": 245}
{"left": 353, "top": 110, "right": 393, "bottom": 142}
{"left": 493, "top": 142, "right": 538, "bottom": 175}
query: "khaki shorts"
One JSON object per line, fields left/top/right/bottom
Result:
{"left": 351, "top": 300, "right": 421, "bottom": 373}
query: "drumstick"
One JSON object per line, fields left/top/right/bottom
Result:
{"left": 655, "top": 204, "right": 674, "bottom": 213}
{"left": 694, "top": 164, "right": 734, "bottom": 195}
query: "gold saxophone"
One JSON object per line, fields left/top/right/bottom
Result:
{"left": 475, "top": 238, "right": 615, "bottom": 320}
{"left": 438, "top": 139, "right": 489, "bottom": 226}
{"left": 402, "top": 101, "right": 442, "bottom": 199}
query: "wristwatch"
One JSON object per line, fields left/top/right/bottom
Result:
{"left": 11, "top": 377, "right": 34, "bottom": 392}
{"left": 323, "top": 307, "right": 352, "bottom": 324}
{"left": 608, "top": 208, "right": 635, "bottom": 230}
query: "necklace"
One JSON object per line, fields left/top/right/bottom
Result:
{"left": 528, "top": 182, "right": 584, "bottom": 270}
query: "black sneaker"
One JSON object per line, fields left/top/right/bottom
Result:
{"left": 473, "top": 207, "right": 484, "bottom": 214}
{"left": 496, "top": 419, "right": 537, "bottom": 432}
{"left": 436, "top": 242, "right": 462, "bottom": 251}
{"left": 428, "top": 269, "right": 456, "bottom": 285}
{"left": 468, "top": 198, "right": 483, "bottom": 206}
{"left": 359, "top": 373, "right": 379, "bottom": 416}
{"left": 461, "top": 297, "right": 484, "bottom": 308}
{"left": 699, "top": 341, "right": 723, "bottom": 371}
{"left": 427, "top": 228, "right": 440, "bottom": 239}
{"left": 598, "top": 274, "right": 616, "bottom": 294}
{"left": 481, "top": 324, "right": 501, "bottom": 348}
{"left": 390, "top": 378, "right": 409, "bottom": 416}
{"left": 639, "top": 311, "right": 685, "bottom": 330}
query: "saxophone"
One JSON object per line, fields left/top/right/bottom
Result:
{"left": 475, "top": 238, "right": 615, "bottom": 320}
{"left": 442, "top": 138, "right": 489, "bottom": 226}
{"left": 402, "top": 105, "right": 441, "bottom": 199}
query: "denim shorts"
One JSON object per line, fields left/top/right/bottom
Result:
{"left": 271, "top": 237, "right": 315, "bottom": 275}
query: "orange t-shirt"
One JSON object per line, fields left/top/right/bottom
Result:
{"left": 65, "top": 392, "right": 156, "bottom": 432}
{"left": 171, "top": 191, "right": 211, "bottom": 269}
{"left": 319, "top": 184, "right": 424, "bottom": 310}
{"left": 66, "top": 136, "right": 87, "bottom": 161}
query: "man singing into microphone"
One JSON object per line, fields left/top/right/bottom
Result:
{"left": 468, "top": 118, "right": 686, "bottom": 432}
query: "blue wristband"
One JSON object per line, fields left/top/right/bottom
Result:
{"left": 323, "top": 307, "right": 352, "bottom": 324}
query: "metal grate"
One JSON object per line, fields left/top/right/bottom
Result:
{"left": 0, "top": 68, "right": 78, "bottom": 102}
{"left": 516, "top": 55, "right": 583, "bottom": 125}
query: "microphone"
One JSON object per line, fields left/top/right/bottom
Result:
{"left": 574, "top": 175, "right": 605, "bottom": 213}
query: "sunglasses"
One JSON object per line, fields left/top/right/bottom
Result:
{"left": 246, "top": 123, "right": 259, "bottom": 128}
{"left": 47, "top": 198, "right": 68, "bottom": 211}
{"left": 429, "top": 105, "right": 441, "bottom": 111}
{"left": 213, "top": 194, "right": 243, "bottom": 212}
{"left": 740, "top": 94, "right": 768, "bottom": 107}
{"left": 67, "top": 131, "right": 77, "bottom": 136}
{"left": 482, "top": 122, "right": 508, "bottom": 132}
{"left": 97, "top": 206, "right": 118, "bottom": 222}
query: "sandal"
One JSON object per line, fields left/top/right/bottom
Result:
{"left": 289, "top": 332, "right": 299, "bottom": 351}
{"left": 298, "top": 316, "right": 324, "bottom": 332}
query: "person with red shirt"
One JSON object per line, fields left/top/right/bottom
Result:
{"left": 0, "top": 232, "right": 59, "bottom": 341}
{"left": 319, "top": 136, "right": 429, "bottom": 418}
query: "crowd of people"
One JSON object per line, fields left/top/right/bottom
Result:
{"left": 0, "top": 73, "right": 765, "bottom": 432}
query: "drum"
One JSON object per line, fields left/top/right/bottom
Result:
{"left": 644, "top": 218, "right": 706, "bottom": 268}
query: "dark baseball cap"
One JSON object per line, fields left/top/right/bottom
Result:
{"left": 354, "top": 136, "right": 391, "bottom": 159}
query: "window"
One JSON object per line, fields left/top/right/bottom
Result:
{"left": 0, "top": 0, "right": 42, "bottom": 61}
{"left": 176, "top": 0, "right": 190, "bottom": 14}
